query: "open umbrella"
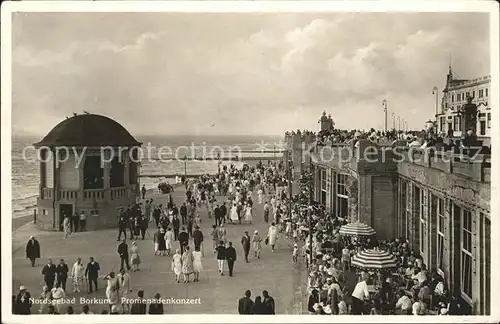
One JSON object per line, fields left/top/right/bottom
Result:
{"left": 339, "top": 222, "right": 376, "bottom": 237}
{"left": 351, "top": 249, "right": 398, "bottom": 270}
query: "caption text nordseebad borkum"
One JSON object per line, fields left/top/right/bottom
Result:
{"left": 30, "top": 297, "right": 202, "bottom": 305}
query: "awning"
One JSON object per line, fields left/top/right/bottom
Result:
{"left": 351, "top": 249, "right": 398, "bottom": 270}
{"left": 339, "top": 222, "right": 376, "bottom": 236}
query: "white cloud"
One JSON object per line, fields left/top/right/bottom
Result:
{"left": 11, "top": 13, "right": 490, "bottom": 136}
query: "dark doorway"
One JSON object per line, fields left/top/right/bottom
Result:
{"left": 59, "top": 204, "right": 73, "bottom": 231}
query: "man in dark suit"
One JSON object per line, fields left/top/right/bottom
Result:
{"left": 85, "top": 257, "right": 100, "bottom": 293}
{"left": 41, "top": 259, "right": 56, "bottom": 290}
{"left": 56, "top": 259, "right": 69, "bottom": 291}
{"left": 140, "top": 215, "right": 148, "bottom": 240}
{"left": 213, "top": 204, "right": 221, "bottom": 226}
{"left": 192, "top": 226, "right": 204, "bottom": 251}
{"left": 220, "top": 203, "right": 227, "bottom": 224}
{"left": 241, "top": 231, "right": 251, "bottom": 263}
{"left": 117, "top": 213, "right": 128, "bottom": 241}
{"left": 180, "top": 203, "right": 188, "bottom": 225}
{"left": 262, "top": 290, "right": 275, "bottom": 314}
{"left": 225, "top": 241, "right": 237, "bottom": 277}
{"left": 117, "top": 239, "right": 131, "bottom": 271}
{"left": 26, "top": 236, "right": 40, "bottom": 267}
{"left": 130, "top": 289, "right": 147, "bottom": 314}
{"left": 172, "top": 215, "right": 180, "bottom": 240}
{"left": 238, "top": 290, "right": 254, "bottom": 314}
{"left": 178, "top": 227, "right": 189, "bottom": 255}
{"left": 172, "top": 204, "right": 179, "bottom": 217}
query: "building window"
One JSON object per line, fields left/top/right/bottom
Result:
{"left": 485, "top": 88, "right": 488, "bottom": 97}
{"left": 437, "top": 197, "right": 445, "bottom": 270}
{"left": 419, "top": 189, "right": 425, "bottom": 255}
{"left": 321, "top": 169, "right": 327, "bottom": 206}
{"left": 461, "top": 209, "right": 473, "bottom": 300}
{"left": 451, "top": 94, "right": 454, "bottom": 102}
{"left": 405, "top": 183, "right": 411, "bottom": 240}
{"left": 472, "top": 90, "right": 475, "bottom": 98}
{"left": 400, "top": 179, "right": 408, "bottom": 238}
{"left": 462, "top": 93, "right": 465, "bottom": 100}
{"left": 42, "top": 209, "right": 47, "bottom": 216}
{"left": 480, "top": 120, "right": 486, "bottom": 135}
{"left": 479, "top": 89, "right": 484, "bottom": 98}
{"left": 336, "top": 173, "right": 348, "bottom": 218}
{"left": 413, "top": 186, "right": 422, "bottom": 252}
{"left": 453, "top": 115, "right": 461, "bottom": 132}
{"left": 487, "top": 113, "right": 491, "bottom": 128}
{"left": 440, "top": 117, "right": 446, "bottom": 132}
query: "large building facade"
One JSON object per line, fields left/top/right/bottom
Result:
{"left": 436, "top": 66, "right": 491, "bottom": 143}
{"left": 286, "top": 112, "right": 491, "bottom": 315}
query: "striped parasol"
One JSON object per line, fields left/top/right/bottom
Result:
{"left": 351, "top": 249, "right": 398, "bottom": 270}
{"left": 339, "top": 222, "right": 376, "bottom": 237}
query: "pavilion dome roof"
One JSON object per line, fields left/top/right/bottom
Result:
{"left": 34, "top": 114, "right": 142, "bottom": 147}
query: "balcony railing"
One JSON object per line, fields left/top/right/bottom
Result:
{"left": 40, "top": 186, "right": 134, "bottom": 201}
{"left": 42, "top": 188, "right": 53, "bottom": 200}
{"left": 59, "top": 189, "right": 79, "bottom": 200}
{"left": 84, "top": 189, "right": 105, "bottom": 200}
{"left": 110, "top": 187, "right": 127, "bottom": 200}
{"left": 403, "top": 147, "right": 490, "bottom": 183}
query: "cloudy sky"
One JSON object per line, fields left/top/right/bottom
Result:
{"left": 11, "top": 12, "right": 490, "bottom": 136}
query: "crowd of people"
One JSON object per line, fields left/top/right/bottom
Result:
{"left": 17, "top": 161, "right": 288, "bottom": 315}
{"left": 237, "top": 290, "right": 276, "bottom": 314}
{"left": 278, "top": 177, "right": 466, "bottom": 316}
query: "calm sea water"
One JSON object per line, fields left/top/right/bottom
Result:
{"left": 11, "top": 135, "right": 283, "bottom": 219}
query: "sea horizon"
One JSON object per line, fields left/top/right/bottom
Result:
{"left": 10, "top": 134, "right": 284, "bottom": 220}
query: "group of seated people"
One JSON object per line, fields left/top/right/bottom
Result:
{"left": 305, "top": 232, "right": 465, "bottom": 315}
{"left": 286, "top": 190, "right": 466, "bottom": 316}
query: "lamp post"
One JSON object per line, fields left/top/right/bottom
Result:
{"left": 432, "top": 86, "right": 439, "bottom": 120}
{"left": 391, "top": 112, "right": 396, "bottom": 130}
{"left": 382, "top": 99, "right": 388, "bottom": 132}
{"left": 398, "top": 116, "right": 401, "bottom": 133}
{"left": 183, "top": 155, "right": 187, "bottom": 177}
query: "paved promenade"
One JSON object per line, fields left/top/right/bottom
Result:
{"left": 12, "top": 187, "right": 306, "bottom": 314}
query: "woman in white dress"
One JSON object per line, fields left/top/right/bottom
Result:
{"left": 192, "top": 247, "right": 203, "bottom": 282}
{"left": 230, "top": 203, "right": 239, "bottom": 224}
{"left": 63, "top": 216, "right": 71, "bottom": 239}
{"left": 181, "top": 246, "right": 194, "bottom": 283}
{"left": 104, "top": 272, "right": 121, "bottom": 310}
{"left": 270, "top": 196, "right": 277, "bottom": 215}
{"left": 244, "top": 204, "right": 253, "bottom": 224}
{"left": 257, "top": 188, "right": 263, "bottom": 204}
{"left": 218, "top": 224, "right": 227, "bottom": 244}
{"left": 130, "top": 241, "right": 141, "bottom": 272}
{"left": 164, "top": 227, "right": 175, "bottom": 257}
{"left": 252, "top": 230, "right": 262, "bottom": 259}
{"left": 171, "top": 249, "right": 183, "bottom": 283}
{"left": 38, "top": 286, "right": 51, "bottom": 314}
{"left": 267, "top": 222, "right": 278, "bottom": 253}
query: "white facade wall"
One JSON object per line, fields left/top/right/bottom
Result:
{"left": 437, "top": 75, "right": 491, "bottom": 138}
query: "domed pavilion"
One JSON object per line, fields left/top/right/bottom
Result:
{"left": 34, "top": 113, "right": 142, "bottom": 231}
